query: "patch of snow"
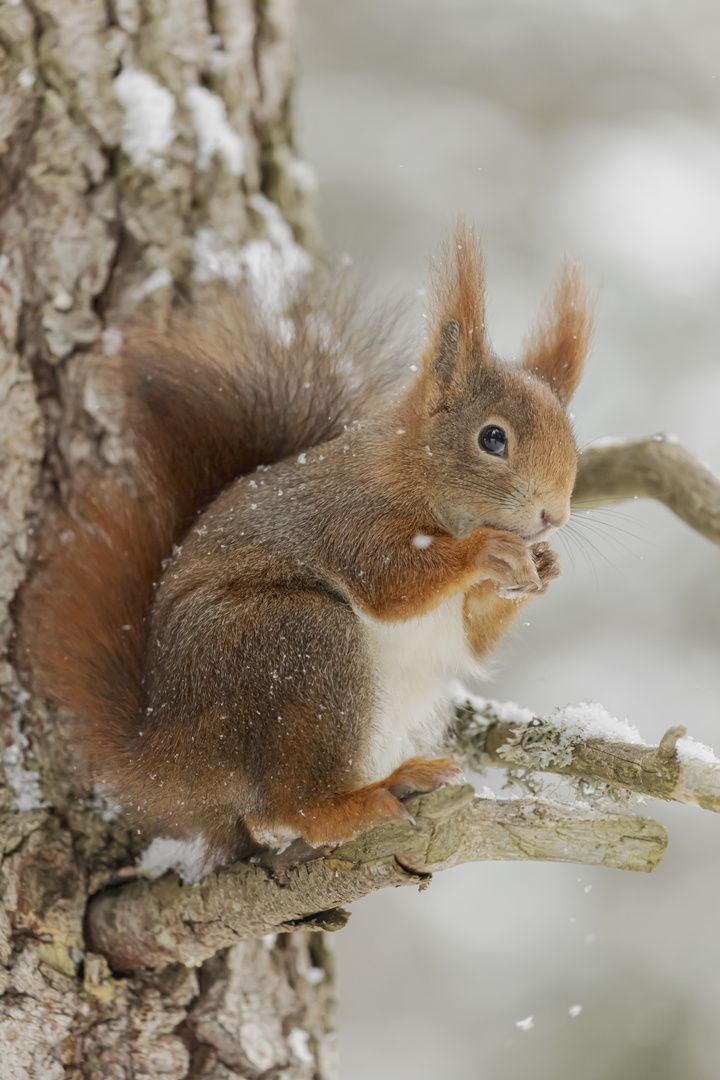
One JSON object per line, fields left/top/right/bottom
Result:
{"left": 249, "top": 194, "right": 294, "bottom": 250}
{"left": 93, "top": 783, "right": 123, "bottom": 822}
{"left": 412, "top": 533, "right": 433, "bottom": 549}
{"left": 286, "top": 157, "right": 318, "bottom": 193}
{"left": 569, "top": 1005, "right": 583, "bottom": 1018}
{"left": 450, "top": 682, "right": 535, "bottom": 726}
{"left": 193, "top": 195, "right": 312, "bottom": 318}
{"left": 515, "top": 1016, "right": 534, "bottom": 1031}
{"left": 676, "top": 735, "right": 720, "bottom": 807}
{"left": 52, "top": 286, "right": 73, "bottom": 311}
{"left": 137, "top": 834, "right": 222, "bottom": 884}
{"left": 186, "top": 86, "right": 244, "bottom": 175}
{"left": 676, "top": 735, "right": 720, "bottom": 765}
{"left": 452, "top": 687, "right": 648, "bottom": 774}
{"left": 130, "top": 268, "right": 172, "bottom": 302}
{"left": 18, "top": 68, "right": 35, "bottom": 88}
{"left": 245, "top": 194, "right": 312, "bottom": 311}
{"left": 306, "top": 966, "right": 325, "bottom": 984}
{"left": 193, "top": 229, "right": 245, "bottom": 286}
{"left": 555, "top": 702, "right": 645, "bottom": 745}
{"left": 102, "top": 327, "right": 124, "bottom": 356}
{"left": 288, "top": 1028, "right": 315, "bottom": 1066}
{"left": 114, "top": 68, "right": 176, "bottom": 167}
{"left": 4, "top": 710, "right": 46, "bottom": 812}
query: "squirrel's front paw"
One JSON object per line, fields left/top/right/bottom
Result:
{"left": 477, "top": 531, "right": 542, "bottom": 599}
{"left": 530, "top": 541, "right": 561, "bottom": 595}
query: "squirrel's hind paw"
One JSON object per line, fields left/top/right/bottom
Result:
{"left": 245, "top": 758, "right": 464, "bottom": 848}
{"left": 384, "top": 756, "right": 465, "bottom": 799}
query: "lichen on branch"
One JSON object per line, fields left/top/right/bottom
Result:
{"left": 449, "top": 691, "right": 720, "bottom": 813}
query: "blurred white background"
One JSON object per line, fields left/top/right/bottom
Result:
{"left": 295, "top": 2, "right": 720, "bottom": 1077}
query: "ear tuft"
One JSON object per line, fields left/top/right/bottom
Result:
{"left": 431, "top": 319, "right": 461, "bottom": 387}
{"left": 421, "top": 221, "right": 489, "bottom": 403}
{"left": 522, "top": 259, "right": 594, "bottom": 406}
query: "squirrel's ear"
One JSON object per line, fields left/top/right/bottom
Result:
{"left": 422, "top": 222, "right": 490, "bottom": 405}
{"left": 522, "top": 259, "right": 594, "bottom": 406}
{"left": 430, "top": 319, "right": 461, "bottom": 388}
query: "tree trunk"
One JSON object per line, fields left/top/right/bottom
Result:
{"left": 0, "top": 2, "right": 336, "bottom": 1076}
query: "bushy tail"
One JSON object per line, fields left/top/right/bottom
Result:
{"left": 18, "top": 286, "right": 407, "bottom": 780}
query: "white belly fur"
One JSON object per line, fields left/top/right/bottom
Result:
{"left": 358, "top": 592, "right": 486, "bottom": 782}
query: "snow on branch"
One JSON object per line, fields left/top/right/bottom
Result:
{"left": 87, "top": 783, "right": 666, "bottom": 971}
{"left": 574, "top": 434, "right": 720, "bottom": 546}
{"left": 449, "top": 691, "right": 720, "bottom": 813}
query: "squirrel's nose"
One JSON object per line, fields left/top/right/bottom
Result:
{"left": 540, "top": 508, "right": 568, "bottom": 532}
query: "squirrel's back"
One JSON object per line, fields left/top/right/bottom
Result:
{"left": 18, "top": 285, "right": 407, "bottom": 777}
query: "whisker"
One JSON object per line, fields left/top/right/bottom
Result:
{"left": 563, "top": 520, "right": 623, "bottom": 575}
{"left": 557, "top": 526, "right": 599, "bottom": 586}
{"left": 555, "top": 528, "right": 579, "bottom": 575}
{"left": 572, "top": 504, "right": 647, "bottom": 527}
{"left": 570, "top": 510, "right": 657, "bottom": 551}
{"left": 570, "top": 520, "right": 641, "bottom": 559}
{"left": 575, "top": 434, "right": 632, "bottom": 453}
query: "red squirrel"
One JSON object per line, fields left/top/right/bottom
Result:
{"left": 20, "top": 225, "right": 593, "bottom": 880}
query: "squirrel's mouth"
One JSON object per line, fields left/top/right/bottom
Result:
{"left": 527, "top": 521, "right": 559, "bottom": 543}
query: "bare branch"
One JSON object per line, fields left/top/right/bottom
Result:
{"left": 573, "top": 435, "right": 720, "bottom": 546}
{"left": 87, "top": 784, "right": 667, "bottom": 971}
{"left": 450, "top": 696, "right": 720, "bottom": 813}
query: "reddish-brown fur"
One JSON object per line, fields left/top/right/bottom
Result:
{"left": 19, "top": 225, "right": 593, "bottom": 870}
{"left": 522, "top": 258, "right": 594, "bottom": 406}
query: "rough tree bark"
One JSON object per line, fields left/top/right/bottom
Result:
{"left": 1, "top": 2, "right": 336, "bottom": 1077}
{"left": 2, "top": 2, "right": 720, "bottom": 1078}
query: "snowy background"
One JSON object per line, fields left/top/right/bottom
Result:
{"left": 295, "top": 2, "right": 720, "bottom": 1078}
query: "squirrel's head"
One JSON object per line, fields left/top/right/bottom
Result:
{"left": 401, "top": 224, "right": 594, "bottom": 542}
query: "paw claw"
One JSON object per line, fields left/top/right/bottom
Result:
{"left": 444, "top": 766, "right": 466, "bottom": 785}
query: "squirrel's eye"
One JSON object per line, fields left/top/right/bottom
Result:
{"left": 479, "top": 425, "right": 508, "bottom": 457}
